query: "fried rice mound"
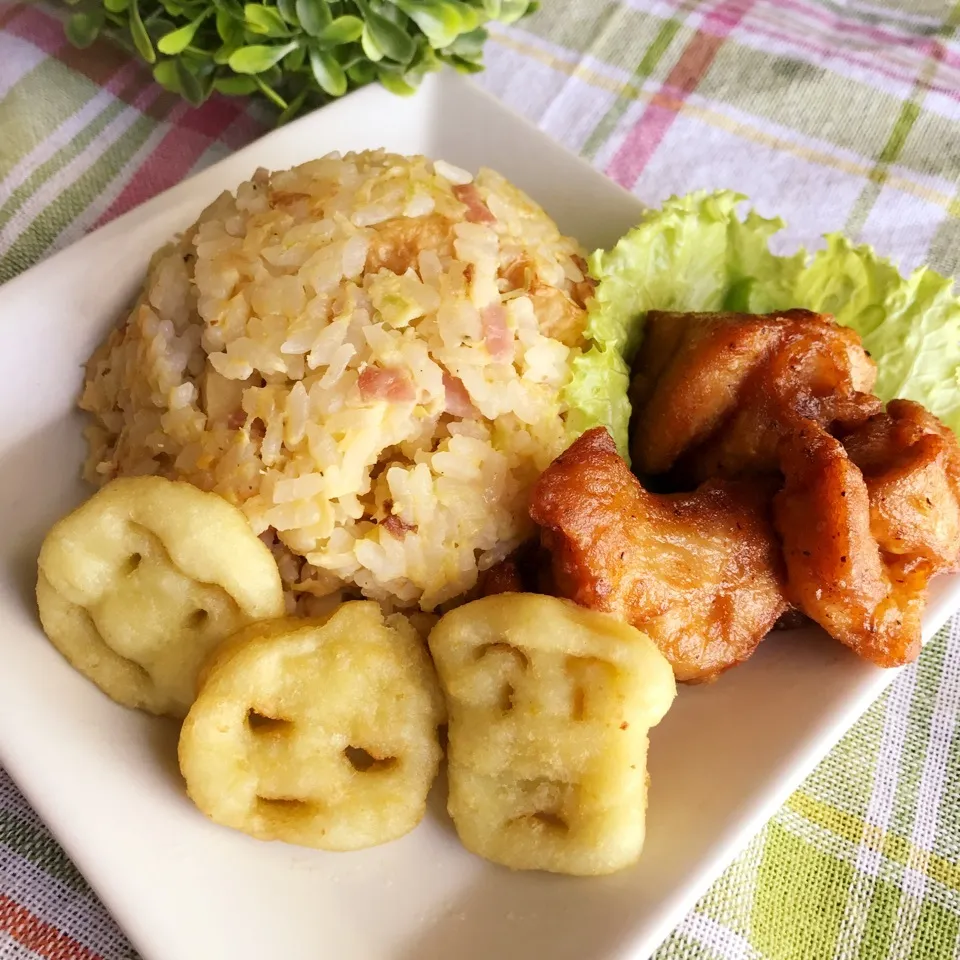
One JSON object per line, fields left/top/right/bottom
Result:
{"left": 80, "top": 150, "right": 593, "bottom": 613}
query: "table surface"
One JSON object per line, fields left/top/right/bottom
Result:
{"left": 2, "top": 1, "right": 960, "bottom": 957}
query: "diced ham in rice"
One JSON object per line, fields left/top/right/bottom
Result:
{"left": 453, "top": 183, "right": 497, "bottom": 225}
{"left": 481, "top": 304, "right": 514, "bottom": 362}
{"left": 358, "top": 365, "right": 416, "bottom": 403}
{"left": 442, "top": 374, "right": 475, "bottom": 418}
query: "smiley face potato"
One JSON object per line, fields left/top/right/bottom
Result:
{"left": 178, "top": 603, "right": 445, "bottom": 850}
{"left": 428, "top": 594, "right": 676, "bottom": 876}
{"left": 36, "top": 476, "right": 285, "bottom": 717}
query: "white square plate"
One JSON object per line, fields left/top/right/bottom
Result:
{"left": 0, "top": 70, "right": 956, "bottom": 960}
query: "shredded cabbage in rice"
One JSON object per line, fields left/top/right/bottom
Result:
{"left": 79, "top": 150, "right": 594, "bottom": 612}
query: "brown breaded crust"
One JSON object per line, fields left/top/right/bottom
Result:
{"left": 531, "top": 427, "right": 788, "bottom": 682}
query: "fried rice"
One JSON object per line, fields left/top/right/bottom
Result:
{"left": 79, "top": 150, "right": 593, "bottom": 613}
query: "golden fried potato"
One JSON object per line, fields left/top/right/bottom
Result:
{"left": 428, "top": 594, "right": 675, "bottom": 876}
{"left": 179, "top": 603, "right": 445, "bottom": 851}
{"left": 36, "top": 476, "right": 284, "bottom": 717}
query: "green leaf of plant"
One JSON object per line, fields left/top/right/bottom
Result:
{"left": 448, "top": 53, "right": 483, "bottom": 73}
{"left": 152, "top": 58, "right": 182, "bottom": 92}
{"left": 183, "top": 46, "right": 216, "bottom": 65}
{"left": 317, "top": 14, "right": 363, "bottom": 46}
{"left": 378, "top": 3, "right": 407, "bottom": 26}
{"left": 216, "top": 8, "right": 244, "bottom": 42}
{"left": 254, "top": 73, "right": 288, "bottom": 107}
{"left": 228, "top": 40, "right": 298, "bottom": 72}
{"left": 276, "top": 0, "right": 300, "bottom": 25}
{"left": 213, "top": 73, "right": 259, "bottom": 94}
{"left": 294, "top": 0, "right": 331, "bottom": 36}
{"left": 449, "top": 1, "right": 480, "bottom": 31}
{"left": 309, "top": 46, "right": 347, "bottom": 95}
{"left": 129, "top": 0, "right": 156, "bottom": 62}
{"left": 337, "top": 44, "right": 367, "bottom": 70}
{"left": 481, "top": 0, "right": 501, "bottom": 16}
{"left": 175, "top": 0, "right": 209, "bottom": 15}
{"left": 145, "top": 15, "right": 178, "bottom": 43}
{"left": 65, "top": 9, "right": 105, "bottom": 48}
{"left": 277, "top": 88, "right": 308, "bottom": 124}
{"left": 377, "top": 63, "right": 416, "bottom": 95}
{"left": 364, "top": 10, "right": 416, "bottom": 63}
{"left": 445, "top": 25, "right": 485, "bottom": 57}
{"left": 212, "top": 0, "right": 245, "bottom": 17}
{"left": 395, "top": 0, "right": 461, "bottom": 48}
{"left": 347, "top": 58, "right": 377, "bottom": 84}
{"left": 360, "top": 23, "right": 384, "bottom": 61}
{"left": 261, "top": 64, "right": 283, "bottom": 83}
{"left": 159, "top": 0, "right": 183, "bottom": 15}
{"left": 157, "top": 13, "right": 208, "bottom": 54}
{"left": 244, "top": 3, "right": 290, "bottom": 36}
{"left": 104, "top": 0, "right": 129, "bottom": 14}
{"left": 498, "top": 0, "right": 532, "bottom": 23}
{"left": 175, "top": 57, "right": 209, "bottom": 105}
{"left": 284, "top": 43, "right": 306, "bottom": 69}
{"left": 406, "top": 38, "right": 440, "bottom": 78}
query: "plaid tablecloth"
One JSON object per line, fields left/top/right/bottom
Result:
{"left": 2, "top": 1, "right": 960, "bottom": 957}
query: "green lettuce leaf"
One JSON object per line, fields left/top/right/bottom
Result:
{"left": 560, "top": 347, "right": 632, "bottom": 455}
{"left": 794, "top": 236, "right": 960, "bottom": 434}
{"left": 568, "top": 189, "right": 960, "bottom": 456}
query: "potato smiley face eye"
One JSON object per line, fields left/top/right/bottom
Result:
{"left": 343, "top": 746, "right": 397, "bottom": 773}
{"left": 428, "top": 593, "right": 677, "bottom": 877}
{"left": 178, "top": 602, "right": 446, "bottom": 851}
{"left": 36, "top": 476, "right": 285, "bottom": 718}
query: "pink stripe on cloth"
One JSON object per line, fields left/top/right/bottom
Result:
{"left": 770, "top": 0, "right": 960, "bottom": 70}
{"left": 607, "top": 0, "right": 755, "bottom": 189}
{"left": 716, "top": 7, "right": 960, "bottom": 104}
{"left": 3, "top": 5, "right": 67, "bottom": 56}
{"left": 175, "top": 95, "right": 242, "bottom": 135}
{"left": 93, "top": 97, "right": 245, "bottom": 226}
{"left": 638, "top": 0, "right": 960, "bottom": 97}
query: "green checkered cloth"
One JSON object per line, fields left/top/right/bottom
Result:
{"left": 1, "top": 1, "right": 960, "bottom": 957}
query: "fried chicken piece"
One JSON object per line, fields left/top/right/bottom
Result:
{"left": 690, "top": 318, "right": 880, "bottom": 482}
{"left": 841, "top": 399, "right": 960, "bottom": 573}
{"left": 774, "top": 419, "right": 928, "bottom": 668}
{"left": 530, "top": 427, "right": 788, "bottom": 682}
{"left": 631, "top": 309, "right": 879, "bottom": 482}
{"left": 630, "top": 309, "right": 960, "bottom": 670}
{"left": 629, "top": 311, "right": 784, "bottom": 476}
